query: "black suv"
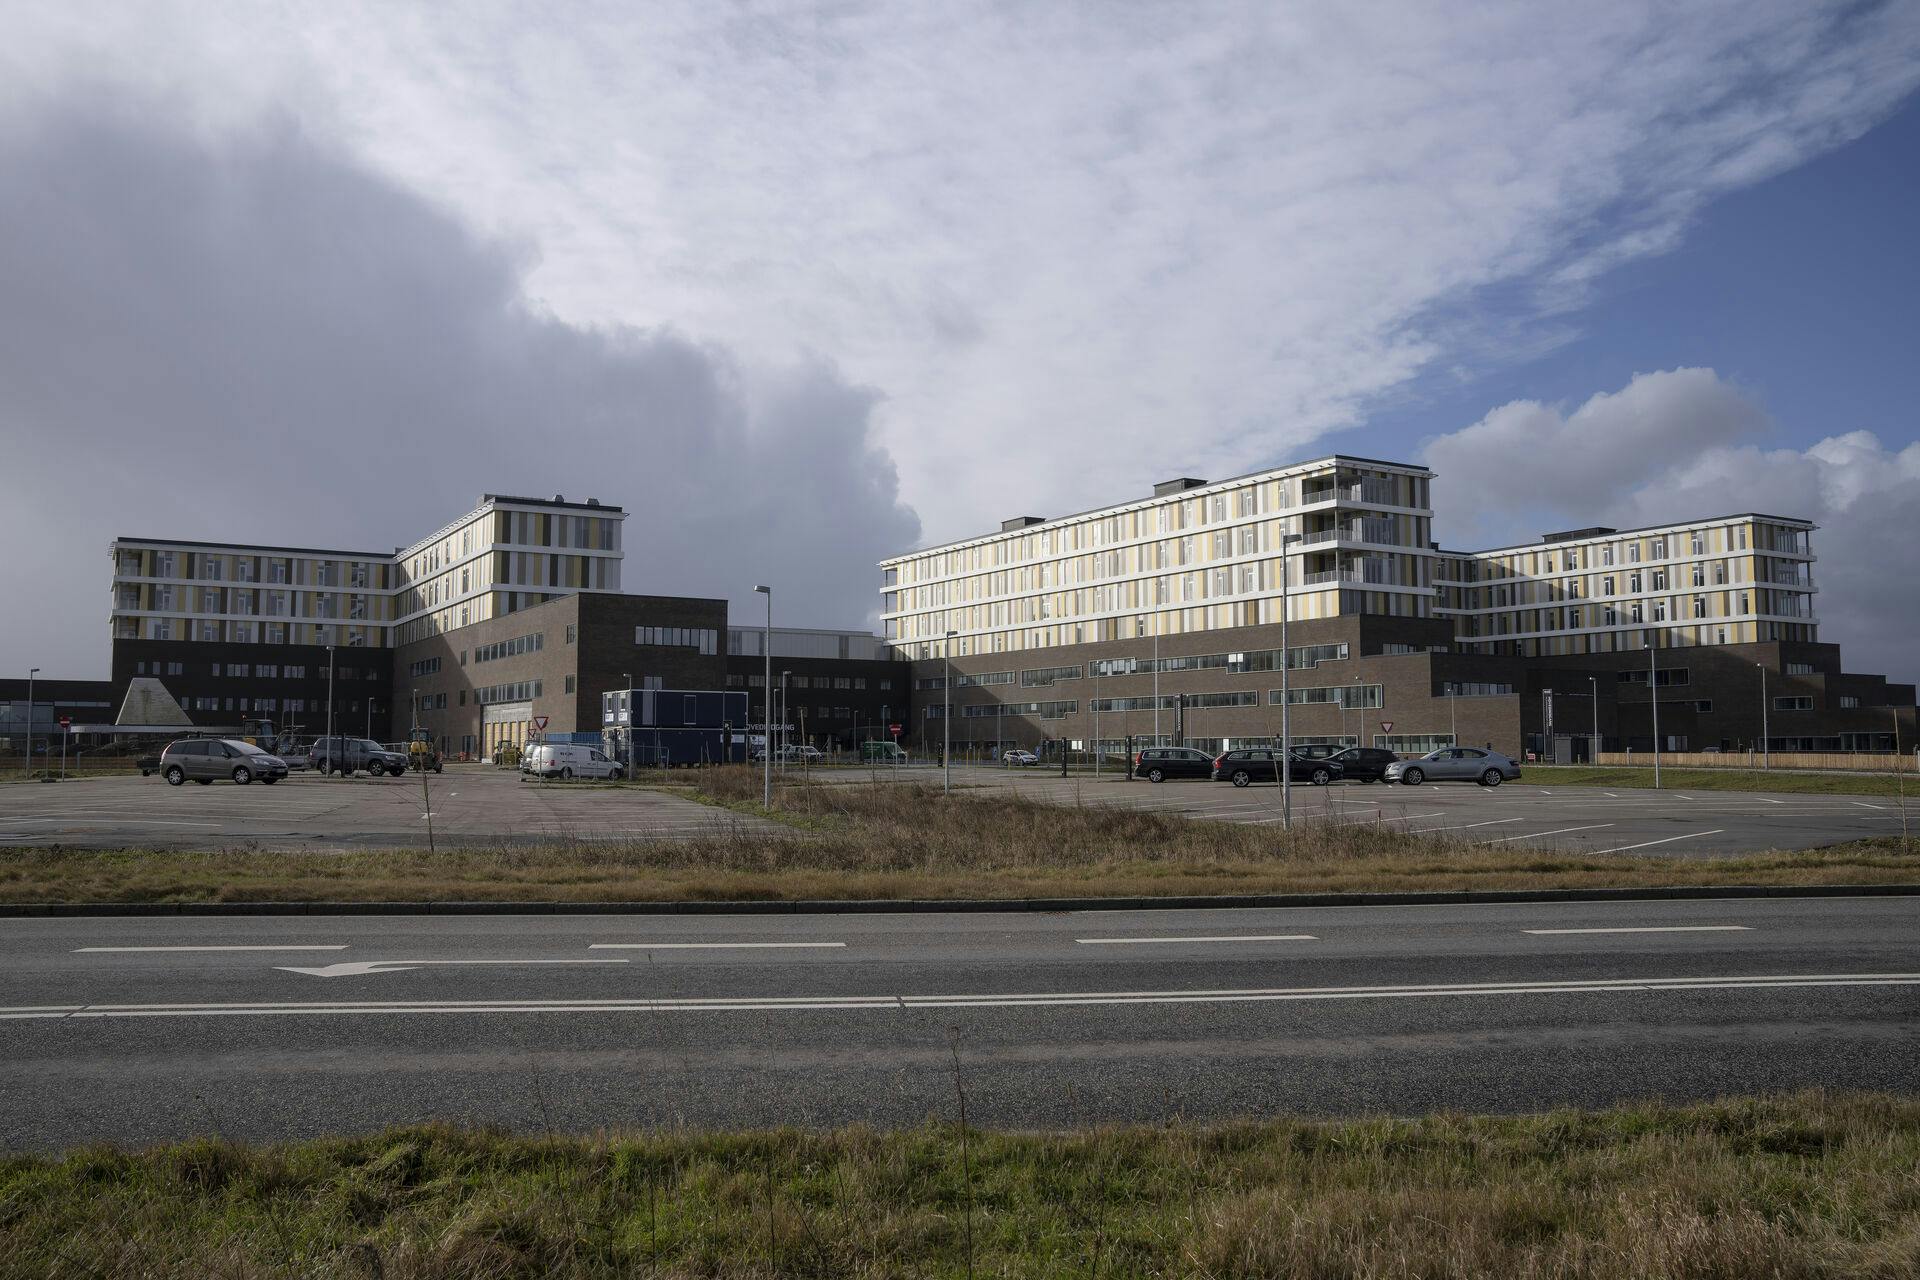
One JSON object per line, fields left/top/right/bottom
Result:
{"left": 1211, "top": 749, "right": 1344, "bottom": 787}
{"left": 1133, "top": 747, "right": 1215, "bottom": 782}
{"left": 1326, "top": 747, "right": 1400, "bottom": 782}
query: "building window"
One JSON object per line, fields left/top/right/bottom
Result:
{"left": 1772, "top": 696, "right": 1814, "bottom": 712}
{"left": 565, "top": 675, "right": 577, "bottom": 694}
{"left": 1840, "top": 695, "right": 1860, "bottom": 709}
{"left": 566, "top": 624, "right": 577, "bottom": 644}
{"left": 1786, "top": 662, "right": 1815, "bottom": 675}
{"left": 635, "top": 626, "right": 718, "bottom": 655}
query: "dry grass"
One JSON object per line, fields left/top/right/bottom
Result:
{"left": 3, "top": 1091, "right": 1917, "bottom": 1278}
{"left": 1523, "top": 764, "right": 1916, "bottom": 798}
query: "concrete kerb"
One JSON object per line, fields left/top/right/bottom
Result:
{"left": 1, "top": 882, "right": 1916, "bottom": 917}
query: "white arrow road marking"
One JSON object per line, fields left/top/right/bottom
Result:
{"left": 1523, "top": 925, "right": 1753, "bottom": 935}
{"left": 278, "top": 959, "right": 631, "bottom": 978}
{"left": 1076, "top": 935, "right": 1318, "bottom": 945}
{"left": 6, "top": 972, "right": 1917, "bottom": 1020}
{"left": 74, "top": 945, "right": 350, "bottom": 953}
{"left": 1589, "top": 829, "right": 1725, "bottom": 854}
{"left": 586, "top": 942, "right": 846, "bottom": 950}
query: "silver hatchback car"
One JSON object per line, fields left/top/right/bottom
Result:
{"left": 159, "top": 738, "right": 290, "bottom": 787}
{"left": 1383, "top": 747, "right": 1521, "bottom": 788}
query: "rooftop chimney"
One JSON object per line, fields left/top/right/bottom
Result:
{"left": 1001, "top": 515, "right": 1046, "bottom": 532}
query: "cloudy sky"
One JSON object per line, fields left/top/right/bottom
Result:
{"left": 3, "top": 1, "right": 1918, "bottom": 682}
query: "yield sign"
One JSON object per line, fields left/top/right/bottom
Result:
{"left": 1379, "top": 720, "right": 1394, "bottom": 733}
{"left": 532, "top": 715, "right": 550, "bottom": 730}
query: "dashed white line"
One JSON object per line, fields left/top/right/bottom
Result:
{"left": 1852, "top": 801, "right": 1890, "bottom": 811}
{"left": 587, "top": 942, "right": 847, "bottom": 950}
{"left": 1478, "top": 823, "right": 1615, "bottom": 845}
{"left": 72, "top": 945, "right": 351, "bottom": 953}
{"left": 1589, "top": 829, "right": 1726, "bottom": 854}
{"left": 1075, "top": 934, "right": 1318, "bottom": 945}
{"left": 1523, "top": 925, "right": 1753, "bottom": 935}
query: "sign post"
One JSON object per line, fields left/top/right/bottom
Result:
{"left": 1378, "top": 720, "right": 1393, "bottom": 753}
{"left": 60, "top": 717, "right": 69, "bottom": 781}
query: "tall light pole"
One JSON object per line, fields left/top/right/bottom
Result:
{"left": 1151, "top": 629, "right": 1160, "bottom": 745}
{"left": 780, "top": 670, "right": 792, "bottom": 768}
{"left": 1447, "top": 680, "right": 1458, "bottom": 746}
{"left": 1758, "top": 663, "right": 1769, "bottom": 768}
{"left": 1589, "top": 676, "right": 1598, "bottom": 762}
{"left": 943, "top": 630, "right": 957, "bottom": 794}
{"left": 1093, "top": 659, "right": 1102, "bottom": 773}
{"left": 621, "top": 671, "right": 632, "bottom": 770}
{"left": 1278, "top": 533, "right": 1301, "bottom": 830}
{"left": 753, "top": 585, "right": 771, "bottom": 807}
{"left": 22, "top": 667, "right": 39, "bottom": 777}
{"left": 1647, "top": 643, "right": 1662, "bottom": 789}
{"left": 325, "top": 646, "right": 337, "bottom": 779}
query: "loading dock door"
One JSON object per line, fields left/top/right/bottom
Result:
{"left": 482, "top": 701, "right": 533, "bottom": 761}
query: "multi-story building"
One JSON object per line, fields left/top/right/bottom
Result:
{"left": 881, "top": 456, "right": 1914, "bottom": 759}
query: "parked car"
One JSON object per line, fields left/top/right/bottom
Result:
{"left": 1326, "top": 746, "right": 1401, "bottom": 783}
{"left": 277, "top": 743, "right": 313, "bottom": 771}
{"left": 309, "top": 736, "right": 409, "bottom": 777}
{"left": 1290, "top": 744, "right": 1346, "bottom": 761}
{"left": 1003, "top": 749, "right": 1040, "bottom": 767}
{"left": 522, "top": 742, "right": 626, "bottom": 780}
{"left": 388, "top": 741, "right": 444, "bottom": 773}
{"left": 1133, "top": 746, "right": 1216, "bottom": 782}
{"left": 159, "top": 738, "right": 289, "bottom": 787}
{"left": 1210, "top": 749, "right": 1343, "bottom": 787}
{"left": 776, "top": 745, "right": 824, "bottom": 764}
{"left": 1384, "top": 747, "right": 1522, "bottom": 787}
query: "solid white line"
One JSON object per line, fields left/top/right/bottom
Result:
{"left": 1523, "top": 925, "right": 1753, "bottom": 935}
{"left": 1404, "top": 817, "right": 1524, "bottom": 834}
{"left": 1589, "top": 829, "right": 1725, "bottom": 854}
{"left": 6, "top": 972, "right": 1914, "bottom": 1020}
{"left": 1075, "top": 934, "right": 1318, "bottom": 945}
{"left": 1852, "top": 801, "right": 1890, "bottom": 810}
{"left": 72, "top": 945, "right": 351, "bottom": 953}
{"left": 586, "top": 942, "right": 847, "bottom": 950}
{"left": 1478, "top": 823, "right": 1614, "bottom": 845}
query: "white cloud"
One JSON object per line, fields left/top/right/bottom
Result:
{"left": 3, "top": 1, "right": 1916, "bottom": 554}
{"left": 1424, "top": 370, "right": 1920, "bottom": 684}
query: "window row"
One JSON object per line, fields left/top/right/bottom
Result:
{"left": 475, "top": 633, "right": 544, "bottom": 664}
{"left": 636, "top": 626, "right": 719, "bottom": 654}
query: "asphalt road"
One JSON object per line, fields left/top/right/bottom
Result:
{"left": 2, "top": 765, "right": 1911, "bottom": 855}
{"left": 4, "top": 895, "right": 1916, "bottom": 1148}
{"left": 906, "top": 763, "right": 1920, "bottom": 856}
{"left": 0, "top": 767, "right": 783, "bottom": 849}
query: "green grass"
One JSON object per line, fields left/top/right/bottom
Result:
{"left": 1524, "top": 764, "right": 1917, "bottom": 797}
{"left": 3, "top": 1092, "right": 1917, "bottom": 1278}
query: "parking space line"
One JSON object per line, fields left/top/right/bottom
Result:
{"left": 1478, "top": 823, "right": 1614, "bottom": 844}
{"left": 1403, "top": 817, "right": 1524, "bottom": 834}
{"left": 1589, "top": 829, "right": 1725, "bottom": 854}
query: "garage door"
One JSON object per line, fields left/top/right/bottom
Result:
{"left": 481, "top": 701, "right": 532, "bottom": 762}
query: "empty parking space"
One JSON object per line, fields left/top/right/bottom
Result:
{"left": 0, "top": 768, "right": 786, "bottom": 850}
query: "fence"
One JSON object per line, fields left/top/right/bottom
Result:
{"left": 1595, "top": 750, "right": 1918, "bottom": 773}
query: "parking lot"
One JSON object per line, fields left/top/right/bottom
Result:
{"left": 852, "top": 763, "right": 1917, "bottom": 857}
{"left": 0, "top": 767, "right": 783, "bottom": 850}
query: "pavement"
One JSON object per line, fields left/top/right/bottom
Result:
{"left": 870, "top": 763, "right": 1919, "bottom": 856}
{"left": 0, "top": 766, "right": 784, "bottom": 849}
{"left": 1, "top": 764, "right": 1911, "bottom": 856}
{"left": 4, "top": 895, "right": 1917, "bottom": 1148}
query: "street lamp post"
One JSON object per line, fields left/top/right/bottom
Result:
{"left": 1152, "top": 629, "right": 1160, "bottom": 746}
{"left": 943, "top": 631, "right": 957, "bottom": 794}
{"left": 1647, "top": 643, "right": 1662, "bottom": 789}
{"left": 1758, "top": 664, "right": 1769, "bottom": 768}
{"left": 22, "top": 667, "right": 39, "bottom": 777}
{"left": 1447, "top": 680, "right": 1458, "bottom": 746}
{"left": 753, "top": 585, "right": 771, "bottom": 807}
{"left": 1279, "top": 533, "right": 1301, "bottom": 830}
{"left": 780, "top": 670, "right": 792, "bottom": 769}
{"left": 325, "top": 646, "right": 337, "bottom": 779}
{"left": 1590, "top": 676, "right": 1598, "bottom": 762}
{"left": 621, "top": 671, "right": 632, "bottom": 770}
{"left": 1093, "top": 659, "right": 1102, "bottom": 773}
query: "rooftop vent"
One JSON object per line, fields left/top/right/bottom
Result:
{"left": 1001, "top": 515, "right": 1046, "bottom": 532}
{"left": 586, "top": 498, "right": 600, "bottom": 507}
{"left": 1542, "top": 526, "right": 1616, "bottom": 544}
{"left": 1153, "top": 477, "right": 1209, "bottom": 497}
{"left": 554, "top": 494, "right": 566, "bottom": 503}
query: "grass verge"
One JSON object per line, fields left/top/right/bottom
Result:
{"left": 1, "top": 769, "right": 1915, "bottom": 903}
{"left": 1523, "top": 764, "right": 1916, "bottom": 797}
{"left": 3, "top": 1092, "right": 1916, "bottom": 1278}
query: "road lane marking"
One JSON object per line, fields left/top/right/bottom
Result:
{"left": 586, "top": 942, "right": 847, "bottom": 950}
{"left": 73, "top": 945, "right": 351, "bottom": 953}
{"left": 1604, "top": 792, "right": 1620, "bottom": 797}
{"left": 1589, "top": 829, "right": 1726, "bottom": 854}
{"left": 279, "top": 959, "right": 632, "bottom": 978}
{"left": 6, "top": 972, "right": 1916, "bottom": 1020}
{"left": 1522, "top": 925, "right": 1753, "bottom": 935}
{"left": 1852, "top": 801, "right": 1890, "bottom": 810}
{"left": 1075, "top": 935, "right": 1318, "bottom": 945}
{"left": 1477, "top": 823, "right": 1614, "bottom": 844}
{"left": 1403, "top": 818, "right": 1524, "bottom": 834}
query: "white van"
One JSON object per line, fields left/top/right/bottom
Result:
{"left": 521, "top": 742, "right": 625, "bottom": 780}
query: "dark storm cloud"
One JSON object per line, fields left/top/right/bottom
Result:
{"left": 0, "top": 98, "right": 919, "bottom": 676}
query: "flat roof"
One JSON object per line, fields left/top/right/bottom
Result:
{"left": 1438, "top": 512, "right": 1817, "bottom": 557}
{"left": 114, "top": 536, "right": 392, "bottom": 559}
{"left": 880, "top": 453, "right": 1430, "bottom": 564}
{"left": 484, "top": 493, "right": 625, "bottom": 513}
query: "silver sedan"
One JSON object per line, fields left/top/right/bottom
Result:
{"left": 1383, "top": 747, "right": 1522, "bottom": 787}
